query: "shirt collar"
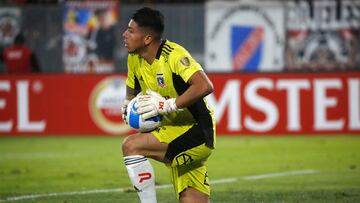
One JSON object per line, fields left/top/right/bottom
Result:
{"left": 155, "top": 39, "right": 166, "bottom": 60}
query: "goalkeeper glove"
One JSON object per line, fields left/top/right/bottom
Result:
{"left": 137, "top": 89, "right": 179, "bottom": 120}
{"left": 121, "top": 99, "right": 130, "bottom": 124}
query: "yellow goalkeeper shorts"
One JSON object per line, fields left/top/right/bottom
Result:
{"left": 152, "top": 124, "right": 214, "bottom": 198}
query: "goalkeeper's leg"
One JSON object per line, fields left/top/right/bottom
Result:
{"left": 122, "top": 132, "right": 168, "bottom": 203}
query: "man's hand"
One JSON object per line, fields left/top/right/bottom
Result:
{"left": 121, "top": 99, "right": 130, "bottom": 124}
{"left": 137, "top": 90, "right": 178, "bottom": 120}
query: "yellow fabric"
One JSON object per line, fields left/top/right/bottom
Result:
{"left": 125, "top": 40, "right": 215, "bottom": 139}
{"left": 125, "top": 39, "right": 216, "bottom": 198}
{"left": 126, "top": 40, "right": 202, "bottom": 91}
{"left": 167, "top": 144, "right": 212, "bottom": 199}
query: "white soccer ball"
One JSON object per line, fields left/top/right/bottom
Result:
{"left": 126, "top": 97, "right": 162, "bottom": 132}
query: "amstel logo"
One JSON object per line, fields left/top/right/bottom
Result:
{"left": 89, "top": 76, "right": 131, "bottom": 134}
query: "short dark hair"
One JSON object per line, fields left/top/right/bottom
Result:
{"left": 132, "top": 7, "right": 164, "bottom": 39}
{"left": 14, "top": 33, "right": 25, "bottom": 44}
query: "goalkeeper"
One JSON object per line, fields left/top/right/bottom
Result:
{"left": 121, "top": 7, "right": 216, "bottom": 203}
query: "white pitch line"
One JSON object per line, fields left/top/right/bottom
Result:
{"left": 241, "top": 169, "right": 319, "bottom": 180}
{"left": 0, "top": 169, "right": 319, "bottom": 202}
{"left": 210, "top": 177, "right": 238, "bottom": 184}
{"left": 0, "top": 152, "right": 82, "bottom": 159}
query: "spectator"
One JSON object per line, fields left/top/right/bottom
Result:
{"left": 1, "top": 33, "right": 40, "bottom": 73}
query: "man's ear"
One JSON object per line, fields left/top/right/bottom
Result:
{"left": 144, "top": 35, "right": 153, "bottom": 46}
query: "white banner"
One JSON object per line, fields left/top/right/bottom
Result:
{"left": 0, "top": 8, "right": 20, "bottom": 47}
{"left": 205, "top": 1, "right": 285, "bottom": 72}
{"left": 285, "top": 0, "right": 360, "bottom": 71}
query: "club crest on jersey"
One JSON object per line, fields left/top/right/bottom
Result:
{"left": 156, "top": 74, "right": 166, "bottom": 88}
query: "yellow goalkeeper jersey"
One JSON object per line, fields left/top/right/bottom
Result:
{"left": 126, "top": 40, "right": 215, "bottom": 148}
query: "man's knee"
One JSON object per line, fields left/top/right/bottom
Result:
{"left": 122, "top": 135, "right": 140, "bottom": 155}
{"left": 179, "top": 187, "right": 209, "bottom": 203}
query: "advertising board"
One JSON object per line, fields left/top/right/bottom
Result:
{"left": 1, "top": 73, "right": 359, "bottom": 135}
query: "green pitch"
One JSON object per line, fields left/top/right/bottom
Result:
{"left": 0, "top": 135, "right": 359, "bottom": 202}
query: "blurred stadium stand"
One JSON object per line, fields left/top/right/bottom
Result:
{"left": 0, "top": 0, "right": 358, "bottom": 73}
{"left": 0, "top": 2, "right": 204, "bottom": 73}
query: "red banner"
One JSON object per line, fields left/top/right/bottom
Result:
{"left": 0, "top": 73, "right": 359, "bottom": 136}
{"left": 207, "top": 72, "right": 360, "bottom": 135}
{"left": 0, "top": 74, "right": 130, "bottom": 135}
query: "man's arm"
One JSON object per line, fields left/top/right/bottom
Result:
{"left": 0, "top": 49, "right": 4, "bottom": 62}
{"left": 126, "top": 85, "right": 141, "bottom": 101}
{"left": 31, "top": 53, "right": 40, "bottom": 73}
{"left": 136, "top": 70, "right": 214, "bottom": 119}
{"left": 174, "top": 70, "right": 213, "bottom": 109}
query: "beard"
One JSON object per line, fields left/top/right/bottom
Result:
{"left": 127, "top": 41, "right": 149, "bottom": 54}
{"left": 128, "top": 48, "right": 139, "bottom": 54}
